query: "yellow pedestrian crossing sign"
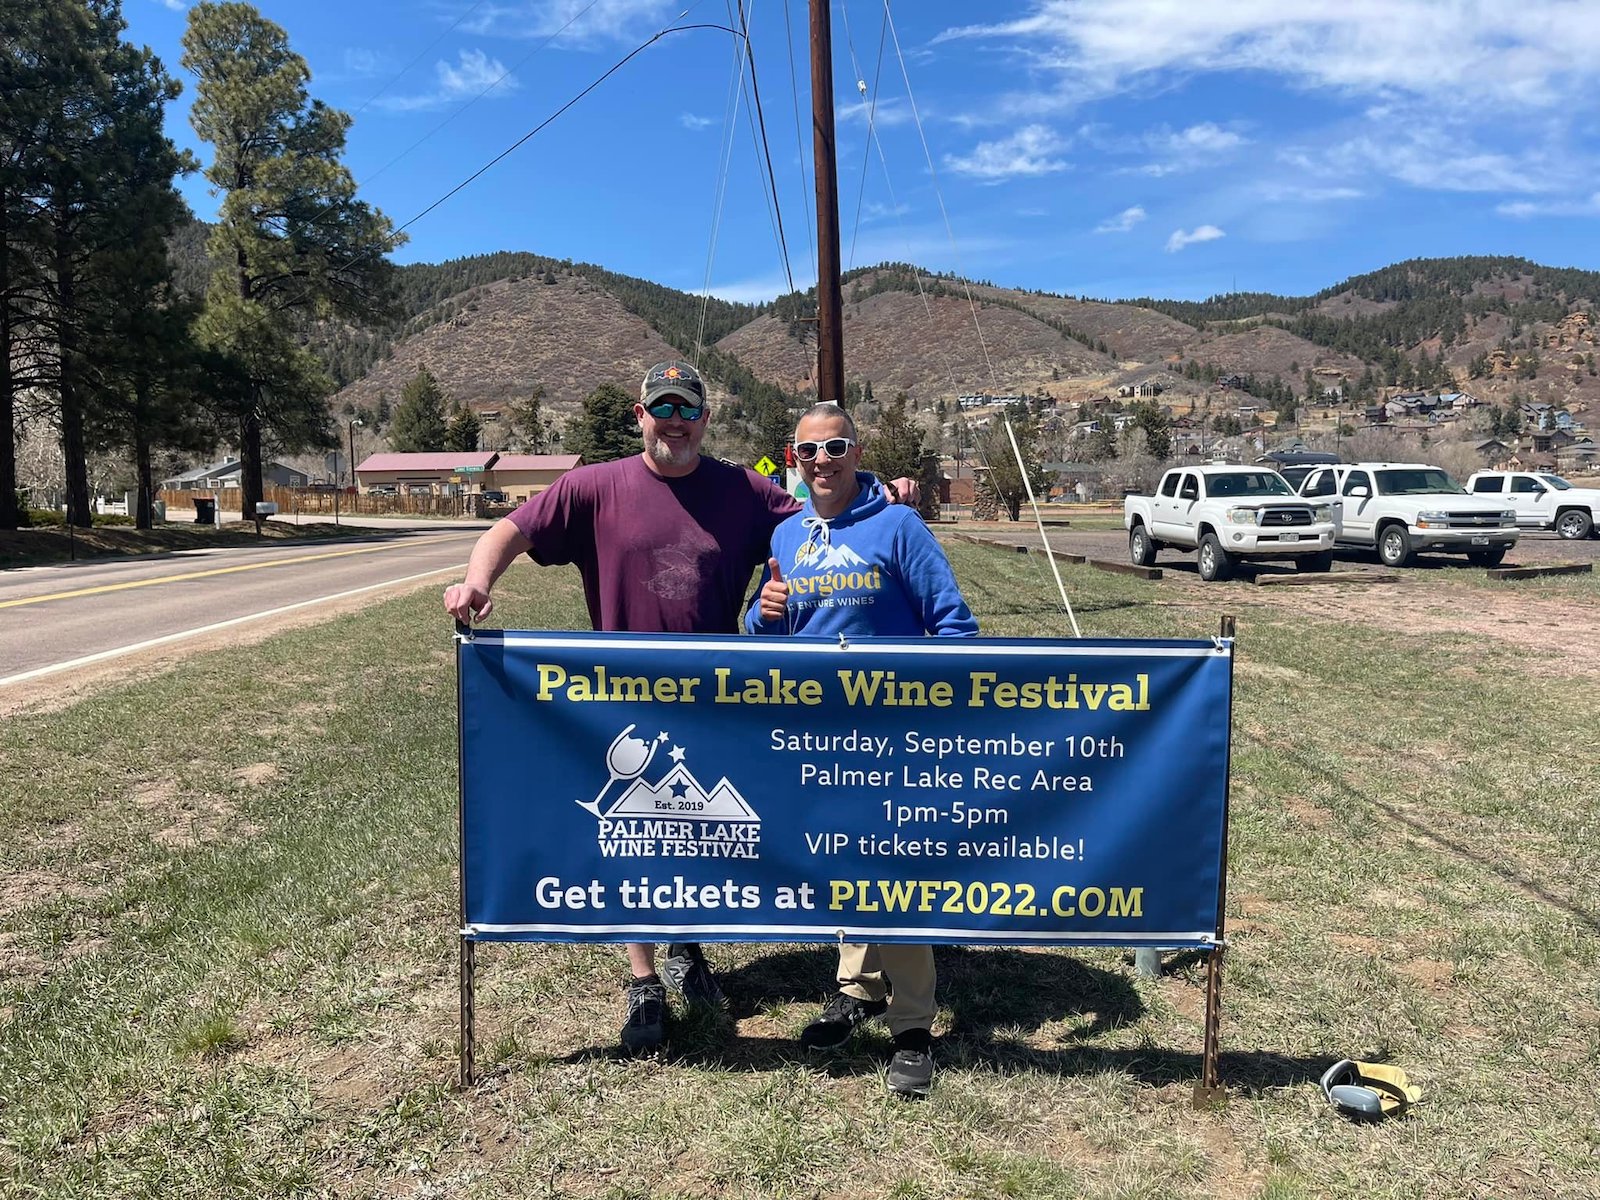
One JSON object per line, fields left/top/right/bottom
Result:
{"left": 753, "top": 455, "right": 778, "bottom": 476}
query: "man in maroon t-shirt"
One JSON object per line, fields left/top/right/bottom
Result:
{"left": 444, "top": 361, "right": 916, "bottom": 1055}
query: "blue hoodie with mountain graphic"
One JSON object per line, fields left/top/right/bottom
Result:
{"left": 743, "top": 472, "right": 978, "bottom": 638}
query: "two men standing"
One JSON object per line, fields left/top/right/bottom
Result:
{"left": 443, "top": 362, "right": 946, "bottom": 1080}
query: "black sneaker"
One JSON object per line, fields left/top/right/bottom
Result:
{"left": 662, "top": 943, "right": 725, "bottom": 1008}
{"left": 886, "top": 1028, "right": 934, "bottom": 1098}
{"left": 620, "top": 977, "right": 667, "bottom": 1055}
{"left": 799, "top": 991, "right": 888, "bottom": 1050}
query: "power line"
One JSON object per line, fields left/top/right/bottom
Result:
{"left": 735, "top": 0, "right": 796, "bottom": 296}
{"left": 882, "top": 0, "right": 998, "bottom": 392}
{"left": 357, "top": 0, "right": 607, "bottom": 191}
{"left": 696, "top": 10, "right": 755, "bottom": 360}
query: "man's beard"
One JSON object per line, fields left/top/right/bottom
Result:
{"left": 645, "top": 434, "right": 698, "bottom": 469}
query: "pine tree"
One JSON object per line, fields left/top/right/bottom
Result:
{"left": 565, "top": 382, "right": 639, "bottom": 464}
{"left": 977, "top": 412, "right": 1049, "bottom": 521}
{"left": 1129, "top": 401, "right": 1171, "bottom": 459}
{"left": 389, "top": 367, "right": 448, "bottom": 452}
{"left": 181, "top": 1, "right": 398, "bottom": 519}
{"left": 444, "top": 401, "right": 481, "bottom": 453}
{"left": 0, "top": 1, "right": 79, "bottom": 527}
{"left": 16, "top": 1, "right": 193, "bottom": 529}
{"left": 861, "top": 391, "right": 924, "bottom": 483}
{"left": 508, "top": 385, "right": 549, "bottom": 452}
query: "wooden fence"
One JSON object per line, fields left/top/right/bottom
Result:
{"left": 158, "top": 486, "right": 482, "bottom": 519}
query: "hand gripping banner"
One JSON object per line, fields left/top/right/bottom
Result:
{"left": 458, "top": 631, "right": 1232, "bottom": 948}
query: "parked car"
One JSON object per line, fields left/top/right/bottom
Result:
{"left": 480, "top": 489, "right": 508, "bottom": 503}
{"left": 1464, "top": 471, "right": 1599, "bottom": 540}
{"left": 1124, "top": 465, "right": 1337, "bottom": 581}
{"left": 1297, "top": 462, "right": 1518, "bottom": 567}
{"left": 366, "top": 484, "right": 397, "bottom": 496}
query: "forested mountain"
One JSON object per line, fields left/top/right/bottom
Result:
{"left": 168, "top": 224, "right": 1600, "bottom": 459}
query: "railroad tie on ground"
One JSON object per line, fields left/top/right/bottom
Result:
{"left": 1253, "top": 571, "right": 1399, "bottom": 586}
{"left": 1486, "top": 562, "right": 1593, "bottom": 581}
{"left": 1089, "top": 559, "right": 1163, "bottom": 580}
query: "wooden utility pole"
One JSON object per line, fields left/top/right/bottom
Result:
{"left": 810, "top": 0, "right": 844, "bottom": 404}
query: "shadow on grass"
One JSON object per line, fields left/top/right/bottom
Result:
{"left": 524, "top": 947, "right": 1325, "bottom": 1091}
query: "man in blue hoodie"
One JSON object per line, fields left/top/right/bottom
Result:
{"left": 745, "top": 402, "right": 977, "bottom": 1097}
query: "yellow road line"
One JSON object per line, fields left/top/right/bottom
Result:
{"left": 0, "top": 534, "right": 469, "bottom": 610}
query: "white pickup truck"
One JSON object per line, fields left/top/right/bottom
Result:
{"left": 1296, "top": 462, "right": 1519, "bottom": 567}
{"left": 1464, "top": 470, "right": 1600, "bottom": 540}
{"left": 1124, "top": 465, "right": 1338, "bottom": 581}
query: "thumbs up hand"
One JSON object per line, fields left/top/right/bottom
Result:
{"left": 758, "top": 557, "right": 790, "bottom": 623}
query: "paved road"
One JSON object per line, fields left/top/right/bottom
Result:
{"left": 0, "top": 528, "right": 482, "bottom": 684}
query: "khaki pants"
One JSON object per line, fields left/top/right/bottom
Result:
{"left": 837, "top": 943, "right": 936, "bottom": 1036}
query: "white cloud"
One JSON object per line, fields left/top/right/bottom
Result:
{"left": 839, "top": 96, "right": 914, "bottom": 130}
{"left": 936, "top": 1, "right": 1600, "bottom": 112}
{"left": 1309, "top": 130, "right": 1557, "bottom": 194}
{"left": 342, "top": 48, "right": 384, "bottom": 77}
{"left": 469, "top": 1, "right": 677, "bottom": 45}
{"left": 1095, "top": 205, "right": 1146, "bottom": 234}
{"left": 438, "top": 49, "right": 512, "bottom": 97}
{"left": 1496, "top": 192, "right": 1600, "bottom": 218}
{"left": 935, "top": 2, "right": 1600, "bottom": 202}
{"left": 375, "top": 49, "right": 518, "bottom": 113}
{"left": 1255, "top": 181, "right": 1364, "bottom": 203}
{"left": 1164, "top": 122, "right": 1245, "bottom": 153}
{"left": 158, "top": 0, "right": 187, "bottom": 10}
{"left": 1165, "top": 225, "right": 1225, "bottom": 252}
{"left": 945, "top": 124, "right": 1069, "bottom": 182}
{"left": 679, "top": 113, "right": 715, "bottom": 132}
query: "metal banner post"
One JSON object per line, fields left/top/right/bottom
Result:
{"left": 1193, "top": 612, "right": 1236, "bottom": 1107}
{"left": 456, "top": 619, "right": 477, "bottom": 1089}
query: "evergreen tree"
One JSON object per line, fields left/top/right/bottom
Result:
{"left": 565, "top": 382, "right": 639, "bottom": 464}
{"left": 0, "top": 1, "right": 79, "bottom": 527}
{"left": 1129, "top": 401, "right": 1171, "bottom": 459}
{"left": 976, "top": 412, "right": 1048, "bottom": 521}
{"left": 181, "top": 1, "right": 398, "bottom": 519}
{"left": 18, "top": 1, "right": 193, "bottom": 528}
{"left": 389, "top": 367, "right": 448, "bottom": 452}
{"left": 861, "top": 390, "right": 924, "bottom": 483}
{"left": 508, "top": 385, "right": 549, "bottom": 452}
{"left": 1082, "top": 424, "right": 1119, "bottom": 461}
{"left": 444, "top": 400, "right": 481, "bottom": 454}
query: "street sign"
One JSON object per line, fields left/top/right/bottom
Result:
{"left": 753, "top": 455, "right": 778, "bottom": 476}
{"left": 456, "top": 465, "right": 485, "bottom": 474}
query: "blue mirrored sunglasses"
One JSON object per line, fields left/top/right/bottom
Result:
{"left": 645, "top": 399, "right": 705, "bottom": 421}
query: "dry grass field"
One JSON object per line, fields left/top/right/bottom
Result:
{"left": 2, "top": 540, "right": 1597, "bottom": 1198}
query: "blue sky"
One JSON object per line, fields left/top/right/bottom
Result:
{"left": 127, "top": 0, "right": 1600, "bottom": 303}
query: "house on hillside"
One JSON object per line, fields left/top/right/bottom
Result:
{"left": 1556, "top": 442, "right": 1598, "bottom": 472}
{"left": 1474, "top": 438, "right": 1512, "bottom": 464}
{"left": 161, "top": 458, "right": 307, "bottom": 490}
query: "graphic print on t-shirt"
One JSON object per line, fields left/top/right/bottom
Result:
{"left": 789, "top": 533, "right": 883, "bottom": 611}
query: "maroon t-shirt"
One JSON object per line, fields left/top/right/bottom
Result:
{"left": 507, "top": 454, "right": 800, "bottom": 633}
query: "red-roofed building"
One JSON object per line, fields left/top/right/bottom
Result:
{"left": 355, "top": 452, "right": 499, "bottom": 495}
{"left": 490, "top": 454, "right": 584, "bottom": 500}
{"left": 354, "top": 451, "right": 582, "bottom": 499}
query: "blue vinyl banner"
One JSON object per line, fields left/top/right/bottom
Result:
{"left": 458, "top": 632, "right": 1232, "bottom": 948}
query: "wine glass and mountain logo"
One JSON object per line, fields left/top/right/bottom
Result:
{"left": 579, "top": 723, "right": 760, "bottom": 837}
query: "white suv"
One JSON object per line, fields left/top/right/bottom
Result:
{"left": 1465, "top": 471, "right": 1599, "bottom": 540}
{"left": 1297, "top": 462, "right": 1519, "bottom": 567}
